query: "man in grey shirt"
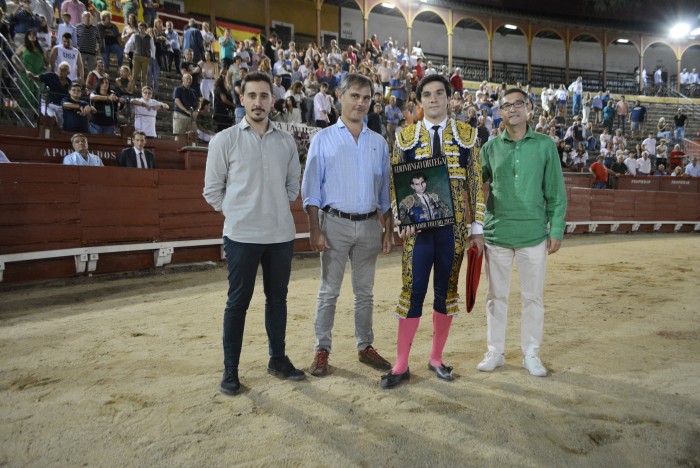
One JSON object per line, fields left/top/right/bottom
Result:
{"left": 203, "top": 72, "right": 305, "bottom": 395}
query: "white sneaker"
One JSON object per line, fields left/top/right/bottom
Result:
{"left": 476, "top": 351, "right": 505, "bottom": 372}
{"left": 523, "top": 354, "right": 547, "bottom": 377}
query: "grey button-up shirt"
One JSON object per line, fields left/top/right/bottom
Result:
{"left": 204, "top": 118, "right": 301, "bottom": 244}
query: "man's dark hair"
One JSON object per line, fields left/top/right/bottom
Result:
{"left": 501, "top": 87, "right": 529, "bottom": 102}
{"left": 133, "top": 130, "right": 147, "bottom": 138}
{"left": 241, "top": 71, "right": 273, "bottom": 94}
{"left": 416, "top": 75, "right": 450, "bottom": 103}
{"left": 411, "top": 172, "right": 427, "bottom": 184}
{"left": 62, "top": 32, "right": 72, "bottom": 40}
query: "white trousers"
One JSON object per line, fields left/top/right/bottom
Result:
{"left": 484, "top": 240, "right": 547, "bottom": 356}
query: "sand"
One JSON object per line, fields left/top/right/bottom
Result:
{"left": 1, "top": 233, "right": 699, "bottom": 467}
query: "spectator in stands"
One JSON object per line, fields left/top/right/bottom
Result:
{"left": 9, "top": 0, "right": 39, "bottom": 47}
{"left": 121, "top": 13, "right": 138, "bottom": 67}
{"left": 568, "top": 76, "right": 583, "bottom": 116}
{"left": 385, "top": 95, "right": 401, "bottom": 152}
{"left": 673, "top": 108, "right": 688, "bottom": 149}
{"left": 637, "top": 151, "right": 651, "bottom": 176}
{"left": 199, "top": 50, "right": 219, "bottom": 103}
{"left": 201, "top": 21, "right": 214, "bottom": 54}
{"left": 62, "top": 82, "right": 95, "bottom": 132}
{"left": 218, "top": 29, "right": 236, "bottom": 71}
{"left": 449, "top": 67, "right": 463, "bottom": 94}
{"left": 581, "top": 91, "right": 591, "bottom": 124}
{"left": 685, "top": 157, "right": 699, "bottom": 177}
{"left": 599, "top": 126, "right": 611, "bottom": 149}
{"left": 76, "top": 11, "right": 100, "bottom": 73}
{"left": 85, "top": 58, "right": 107, "bottom": 91}
{"left": 653, "top": 164, "right": 668, "bottom": 176}
{"left": 164, "top": 21, "right": 180, "bottom": 73}
{"left": 63, "top": 133, "right": 103, "bottom": 166}
{"left": 571, "top": 142, "right": 588, "bottom": 172}
{"left": 212, "top": 74, "right": 234, "bottom": 131}
{"left": 657, "top": 116, "right": 672, "bottom": 142}
{"left": 125, "top": 22, "right": 154, "bottom": 94}
{"left": 180, "top": 48, "right": 201, "bottom": 89}
{"left": 98, "top": 11, "right": 122, "bottom": 72}
{"left": 615, "top": 95, "right": 629, "bottom": 135}
{"left": 624, "top": 151, "right": 638, "bottom": 176}
{"left": 119, "top": 130, "right": 155, "bottom": 168}
{"left": 231, "top": 66, "right": 247, "bottom": 124}
{"left": 152, "top": 18, "right": 169, "bottom": 73}
{"left": 284, "top": 81, "right": 304, "bottom": 107}
{"left": 612, "top": 128, "right": 626, "bottom": 152}
{"left": 642, "top": 131, "right": 656, "bottom": 163}
{"left": 35, "top": 14, "right": 50, "bottom": 53}
{"left": 656, "top": 138, "right": 668, "bottom": 167}
{"left": 389, "top": 70, "right": 407, "bottom": 110}
{"left": 671, "top": 166, "right": 683, "bottom": 177}
{"left": 182, "top": 20, "right": 204, "bottom": 64}
{"left": 89, "top": 77, "right": 123, "bottom": 134}
{"left": 313, "top": 81, "right": 330, "bottom": 128}
{"left": 590, "top": 91, "right": 603, "bottom": 124}
{"left": 12, "top": 30, "right": 46, "bottom": 100}
{"left": 57, "top": 11, "right": 77, "bottom": 45}
{"left": 629, "top": 100, "right": 646, "bottom": 140}
{"left": 554, "top": 83, "right": 568, "bottom": 117}
{"left": 284, "top": 96, "right": 302, "bottom": 124}
{"left": 668, "top": 144, "right": 685, "bottom": 170}
{"left": 271, "top": 74, "right": 285, "bottom": 101}
{"left": 610, "top": 153, "right": 628, "bottom": 177}
{"left": 119, "top": 0, "right": 139, "bottom": 27}
{"left": 114, "top": 65, "right": 133, "bottom": 96}
{"left": 27, "top": 61, "right": 71, "bottom": 126}
{"left": 589, "top": 155, "right": 610, "bottom": 189}
{"left": 172, "top": 72, "right": 200, "bottom": 141}
{"left": 602, "top": 99, "right": 614, "bottom": 133}
{"left": 131, "top": 85, "right": 168, "bottom": 137}
{"left": 50, "top": 32, "right": 84, "bottom": 82}
{"left": 142, "top": 0, "right": 159, "bottom": 27}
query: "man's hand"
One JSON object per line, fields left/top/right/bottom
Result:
{"left": 394, "top": 217, "right": 415, "bottom": 239}
{"left": 309, "top": 228, "right": 329, "bottom": 253}
{"left": 469, "top": 234, "right": 484, "bottom": 255}
{"left": 547, "top": 238, "right": 561, "bottom": 255}
{"left": 382, "top": 230, "right": 393, "bottom": 254}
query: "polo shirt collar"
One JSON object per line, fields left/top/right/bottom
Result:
{"left": 501, "top": 126, "right": 535, "bottom": 143}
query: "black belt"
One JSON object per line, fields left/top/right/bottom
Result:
{"left": 322, "top": 206, "right": 376, "bottom": 221}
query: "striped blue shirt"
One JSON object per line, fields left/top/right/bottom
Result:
{"left": 302, "top": 119, "right": 391, "bottom": 215}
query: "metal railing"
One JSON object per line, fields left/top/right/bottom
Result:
{"left": 0, "top": 33, "right": 41, "bottom": 128}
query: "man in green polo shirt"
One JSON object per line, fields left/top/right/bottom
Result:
{"left": 477, "top": 88, "right": 567, "bottom": 377}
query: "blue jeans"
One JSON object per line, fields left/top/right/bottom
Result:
{"left": 234, "top": 107, "right": 246, "bottom": 124}
{"left": 89, "top": 122, "right": 116, "bottom": 135}
{"left": 617, "top": 115, "right": 626, "bottom": 134}
{"left": 674, "top": 127, "right": 685, "bottom": 147}
{"left": 572, "top": 93, "right": 582, "bottom": 115}
{"left": 222, "top": 237, "right": 294, "bottom": 369}
{"left": 102, "top": 43, "right": 124, "bottom": 71}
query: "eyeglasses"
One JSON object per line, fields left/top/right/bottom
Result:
{"left": 500, "top": 100, "right": 526, "bottom": 111}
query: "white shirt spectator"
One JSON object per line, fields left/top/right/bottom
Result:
{"left": 642, "top": 136, "right": 657, "bottom": 155}
{"left": 624, "top": 157, "right": 637, "bottom": 176}
{"left": 685, "top": 162, "right": 700, "bottom": 177}
{"left": 637, "top": 157, "right": 651, "bottom": 175}
{"left": 313, "top": 92, "right": 331, "bottom": 122}
{"left": 132, "top": 97, "right": 166, "bottom": 137}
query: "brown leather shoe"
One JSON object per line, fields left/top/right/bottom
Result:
{"left": 358, "top": 346, "right": 392, "bottom": 371}
{"left": 310, "top": 349, "right": 329, "bottom": 377}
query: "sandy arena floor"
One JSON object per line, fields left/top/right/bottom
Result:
{"left": 1, "top": 233, "right": 699, "bottom": 467}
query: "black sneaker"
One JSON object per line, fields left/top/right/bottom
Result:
{"left": 268, "top": 355, "right": 306, "bottom": 381}
{"left": 219, "top": 367, "right": 241, "bottom": 395}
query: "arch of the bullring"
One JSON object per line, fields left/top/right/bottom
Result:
{"left": 300, "top": 0, "right": 699, "bottom": 92}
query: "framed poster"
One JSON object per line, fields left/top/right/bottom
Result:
{"left": 392, "top": 157, "right": 455, "bottom": 231}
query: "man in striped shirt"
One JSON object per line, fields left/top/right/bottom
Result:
{"left": 75, "top": 11, "right": 100, "bottom": 73}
